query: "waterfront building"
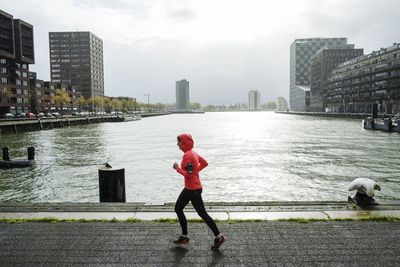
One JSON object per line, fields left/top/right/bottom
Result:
{"left": 176, "top": 79, "right": 190, "bottom": 111}
{"left": 248, "top": 90, "right": 260, "bottom": 110}
{"left": 0, "top": 10, "right": 34, "bottom": 115}
{"left": 29, "top": 78, "right": 81, "bottom": 113}
{"left": 290, "top": 37, "right": 348, "bottom": 111}
{"left": 310, "top": 45, "right": 364, "bottom": 112}
{"left": 49, "top": 31, "right": 104, "bottom": 99}
{"left": 277, "top": 97, "right": 288, "bottom": 111}
{"left": 324, "top": 43, "right": 400, "bottom": 114}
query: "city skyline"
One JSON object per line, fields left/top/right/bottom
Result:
{"left": 2, "top": 0, "right": 400, "bottom": 105}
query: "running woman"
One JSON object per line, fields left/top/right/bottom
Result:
{"left": 172, "top": 133, "right": 226, "bottom": 249}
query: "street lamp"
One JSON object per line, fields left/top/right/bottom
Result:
{"left": 143, "top": 92, "right": 150, "bottom": 112}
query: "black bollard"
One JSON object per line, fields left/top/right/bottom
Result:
{"left": 372, "top": 103, "right": 378, "bottom": 119}
{"left": 27, "top": 147, "right": 35, "bottom": 160}
{"left": 2, "top": 147, "right": 10, "bottom": 161}
{"left": 98, "top": 167, "right": 126, "bottom": 202}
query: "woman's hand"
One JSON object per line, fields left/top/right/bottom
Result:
{"left": 173, "top": 162, "right": 179, "bottom": 169}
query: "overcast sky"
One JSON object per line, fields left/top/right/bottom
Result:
{"left": 3, "top": 0, "right": 400, "bottom": 105}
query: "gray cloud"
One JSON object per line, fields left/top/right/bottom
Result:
{"left": 3, "top": 0, "right": 400, "bottom": 105}
{"left": 169, "top": 8, "right": 197, "bottom": 22}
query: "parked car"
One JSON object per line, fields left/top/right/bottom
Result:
{"left": 2, "top": 113, "right": 14, "bottom": 119}
{"left": 36, "top": 112, "right": 45, "bottom": 119}
{"left": 52, "top": 112, "right": 61, "bottom": 118}
{"left": 16, "top": 113, "right": 26, "bottom": 118}
{"left": 26, "top": 112, "right": 36, "bottom": 119}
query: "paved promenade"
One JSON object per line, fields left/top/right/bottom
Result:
{"left": 1, "top": 220, "right": 399, "bottom": 266}
{"left": 1, "top": 201, "right": 399, "bottom": 266}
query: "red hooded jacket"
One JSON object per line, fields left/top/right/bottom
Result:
{"left": 176, "top": 134, "right": 208, "bottom": 190}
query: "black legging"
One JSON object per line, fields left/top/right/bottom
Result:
{"left": 175, "top": 188, "right": 220, "bottom": 236}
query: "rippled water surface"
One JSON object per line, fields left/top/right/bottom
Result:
{"left": 0, "top": 112, "right": 399, "bottom": 202}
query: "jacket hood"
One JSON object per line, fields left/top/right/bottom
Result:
{"left": 178, "top": 133, "right": 194, "bottom": 152}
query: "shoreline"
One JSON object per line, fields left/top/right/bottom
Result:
{"left": 0, "top": 113, "right": 170, "bottom": 134}
{"left": 1, "top": 201, "right": 399, "bottom": 221}
{"left": 275, "top": 111, "right": 375, "bottom": 119}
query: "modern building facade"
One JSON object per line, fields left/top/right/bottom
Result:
{"left": 0, "top": 10, "right": 34, "bottom": 115}
{"left": 248, "top": 90, "right": 261, "bottom": 110}
{"left": 176, "top": 79, "right": 190, "bottom": 111}
{"left": 310, "top": 45, "right": 364, "bottom": 112}
{"left": 290, "top": 37, "right": 348, "bottom": 111}
{"left": 323, "top": 43, "right": 400, "bottom": 114}
{"left": 29, "top": 78, "right": 81, "bottom": 113}
{"left": 49, "top": 31, "right": 104, "bottom": 99}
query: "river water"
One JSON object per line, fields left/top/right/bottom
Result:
{"left": 0, "top": 112, "right": 399, "bottom": 203}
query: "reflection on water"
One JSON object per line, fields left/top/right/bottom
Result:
{"left": 0, "top": 112, "right": 399, "bottom": 202}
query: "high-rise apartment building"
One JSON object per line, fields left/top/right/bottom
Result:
{"left": 248, "top": 90, "right": 260, "bottom": 110}
{"left": 176, "top": 79, "right": 190, "bottom": 111}
{"left": 290, "top": 37, "right": 347, "bottom": 111}
{"left": 310, "top": 45, "right": 364, "bottom": 112}
{"left": 0, "top": 10, "right": 34, "bottom": 115}
{"left": 49, "top": 31, "right": 104, "bottom": 98}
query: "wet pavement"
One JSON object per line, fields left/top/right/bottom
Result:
{"left": 1, "top": 220, "right": 399, "bottom": 266}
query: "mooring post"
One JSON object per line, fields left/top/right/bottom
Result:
{"left": 2, "top": 147, "right": 10, "bottom": 161}
{"left": 27, "top": 147, "right": 35, "bottom": 160}
{"left": 98, "top": 167, "right": 126, "bottom": 202}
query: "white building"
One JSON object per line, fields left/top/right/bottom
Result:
{"left": 176, "top": 79, "right": 190, "bottom": 111}
{"left": 248, "top": 90, "right": 260, "bottom": 110}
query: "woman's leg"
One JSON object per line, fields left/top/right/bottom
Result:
{"left": 191, "top": 189, "right": 220, "bottom": 236}
{"left": 174, "top": 189, "right": 191, "bottom": 235}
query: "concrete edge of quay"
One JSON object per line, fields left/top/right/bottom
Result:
{"left": 1, "top": 201, "right": 399, "bottom": 221}
{"left": 275, "top": 111, "right": 372, "bottom": 119}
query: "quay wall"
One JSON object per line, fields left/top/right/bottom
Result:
{"left": 275, "top": 111, "right": 372, "bottom": 119}
{"left": 0, "top": 117, "right": 120, "bottom": 134}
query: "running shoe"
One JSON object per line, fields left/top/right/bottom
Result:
{"left": 211, "top": 234, "right": 226, "bottom": 249}
{"left": 173, "top": 235, "right": 190, "bottom": 244}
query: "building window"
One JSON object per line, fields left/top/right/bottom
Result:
{"left": 22, "top": 81, "right": 28, "bottom": 86}
{"left": 17, "top": 89, "right": 22, "bottom": 94}
{"left": 36, "top": 83, "right": 42, "bottom": 88}
{"left": 1, "top": 77, "right": 7, "bottom": 84}
{"left": 23, "top": 89, "right": 28, "bottom": 95}
{"left": 22, "top": 72, "right": 28, "bottom": 78}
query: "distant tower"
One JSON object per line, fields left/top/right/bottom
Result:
{"left": 248, "top": 90, "right": 260, "bottom": 110}
{"left": 176, "top": 79, "right": 190, "bottom": 111}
